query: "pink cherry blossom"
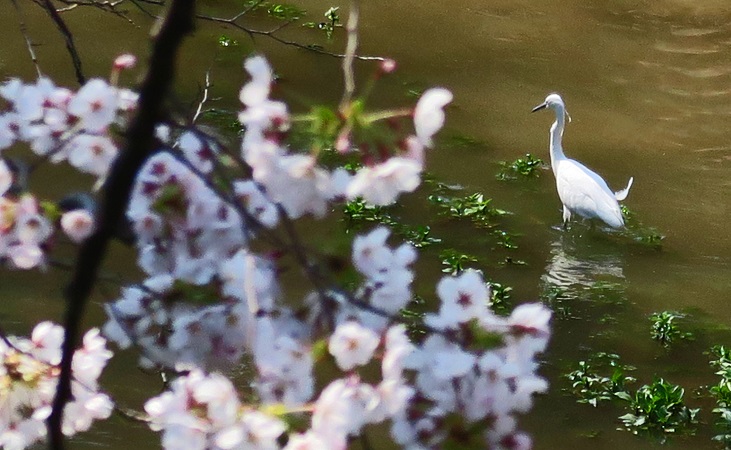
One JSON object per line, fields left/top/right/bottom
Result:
{"left": 413, "top": 87, "right": 453, "bottom": 147}
{"left": 113, "top": 53, "right": 137, "bottom": 70}
{"left": 67, "top": 79, "right": 118, "bottom": 133}
{"left": 328, "top": 321, "right": 380, "bottom": 371}
{"left": 0, "top": 158, "right": 11, "bottom": 195}
{"left": 60, "top": 209, "right": 95, "bottom": 243}
{"left": 347, "top": 156, "right": 422, "bottom": 206}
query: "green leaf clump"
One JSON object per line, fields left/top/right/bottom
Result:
{"left": 496, "top": 153, "right": 544, "bottom": 180}
{"left": 618, "top": 377, "right": 699, "bottom": 437}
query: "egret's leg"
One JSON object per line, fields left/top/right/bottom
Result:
{"left": 562, "top": 206, "right": 571, "bottom": 230}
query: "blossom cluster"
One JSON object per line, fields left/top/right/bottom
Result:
{"left": 0, "top": 322, "right": 113, "bottom": 450}
{"left": 240, "top": 55, "right": 452, "bottom": 212}
{"left": 145, "top": 370, "right": 286, "bottom": 450}
{"left": 105, "top": 56, "right": 550, "bottom": 449}
{"left": 0, "top": 62, "right": 136, "bottom": 268}
{"left": 0, "top": 52, "right": 553, "bottom": 450}
{"left": 0, "top": 75, "right": 136, "bottom": 177}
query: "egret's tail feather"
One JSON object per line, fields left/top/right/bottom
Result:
{"left": 614, "top": 176, "right": 633, "bottom": 201}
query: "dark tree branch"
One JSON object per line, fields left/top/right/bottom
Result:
{"left": 34, "top": 0, "right": 86, "bottom": 85}
{"left": 47, "top": 0, "right": 197, "bottom": 448}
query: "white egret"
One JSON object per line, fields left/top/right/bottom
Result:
{"left": 532, "top": 93, "right": 633, "bottom": 228}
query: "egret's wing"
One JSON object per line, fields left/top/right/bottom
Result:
{"left": 555, "top": 160, "right": 624, "bottom": 228}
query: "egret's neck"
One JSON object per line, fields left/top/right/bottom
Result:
{"left": 549, "top": 106, "right": 567, "bottom": 174}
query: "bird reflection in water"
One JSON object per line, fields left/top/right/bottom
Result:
{"left": 541, "top": 233, "right": 628, "bottom": 319}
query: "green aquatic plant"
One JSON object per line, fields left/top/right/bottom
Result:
{"left": 496, "top": 153, "right": 544, "bottom": 180}
{"left": 439, "top": 249, "right": 478, "bottom": 275}
{"left": 649, "top": 311, "right": 693, "bottom": 348}
{"left": 709, "top": 346, "right": 731, "bottom": 447}
{"left": 342, "top": 198, "right": 441, "bottom": 248}
{"left": 217, "top": 35, "right": 239, "bottom": 48}
{"left": 428, "top": 192, "right": 508, "bottom": 230}
{"left": 620, "top": 205, "right": 665, "bottom": 248}
{"left": 488, "top": 281, "right": 512, "bottom": 313}
{"left": 616, "top": 377, "right": 699, "bottom": 437}
{"left": 566, "top": 352, "right": 636, "bottom": 407}
{"left": 267, "top": 2, "right": 306, "bottom": 20}
{"left": 303, "top": 7, "right": 341, "bottom": 39}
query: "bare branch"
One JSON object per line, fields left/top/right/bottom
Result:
{"left": 34, "top": 0, "right": 86, "bottom": 85}
{"left": 191, "top": 6, "right": 385, "bottom": 62}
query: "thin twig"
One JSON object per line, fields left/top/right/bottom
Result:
{"left": 10, "top": 0, "right": 43, "bottom": 79}
{"left": 339, "top": 0, "right": 359, "bottom": 111}
{"left": 192, "top": 10, "right": 384, "bottom": 62}
{"left": 191, "top": 71, "right": 211, "bottom": 124}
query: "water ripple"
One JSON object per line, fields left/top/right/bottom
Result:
{"left": 654, "top": 41, "right": 720, "bottom": 54}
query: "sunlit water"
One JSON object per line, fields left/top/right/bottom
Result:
{"left": 1, "top": 1, "right": 730, "bottom": 448}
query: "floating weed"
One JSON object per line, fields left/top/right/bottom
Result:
{"left": 492, "top": 229, "right": 519, "bottom": 250}
{"left": 217, "top": 35, "right": 239, "bottom": 48}
{"left": 267, "top": 3, "right": 306, "bottom": 20}
{"left": 566, "top": 352, "right": 636, "bottom": 407}
{"left": 342, "top": 198, "right": 441, "bottom": 248}
{"left": 428, "top": 191, "right": 516, "bottom": 249}
{"left": 439, "top": 249, "right": 479, "bottom": 275}
{"left": 649, "top": 311, "right": 694, "bottom": 348}
{"left": 400, "top": 295, "right": 427, "bottom": 340}
{"left": 617, "top": 377, "right": 699, "bottom": 438}
{"left": 620, "top": 205, "right": 665, "bottom": 249}
{"left": 443, "top": 133, "right": 486, "bottom": 150}
{"left": 541, "top": 285, "right": 575, "bottom": 319}
{"left": 428, "top": 192, "right": 509, "bottom": 226}
{"left": 421, "top": 175, "right": 463, "bottom": 194}
{"left": 302, "top": 7, "right": 341, "bottom": 40}
{"left": 496, "top": 153, "right": 544, "bottom": 181}
{"left": 588, "top": 280, "right": 625, "bottom": 306}
{"left": 709, "top": 346, "right": 731, "bottom": 446}
{"left": 198, "top": 108, "right": 244, "bottom": 134}
{"left": 488, "top": 281, "right": 512, "bottom": 313}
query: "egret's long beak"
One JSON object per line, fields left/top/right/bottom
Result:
{"left": 531, "top": 102, "right": 547, "bottom": 113}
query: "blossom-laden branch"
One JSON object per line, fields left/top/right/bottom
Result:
{"left": 48, "top": 0, "right": 197, "bottom": 448}
{"left": 0, "top": 40, "right": 551, "bottom": 448}
{"left": 0, "top": 3, "right": 553, "bottom": 447}
{"left": 0, "top": 323, "right": 113, "bottom": 450}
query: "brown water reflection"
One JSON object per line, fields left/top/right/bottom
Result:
{"left": 1, "top": 0, "right": 731, "bottom": 449}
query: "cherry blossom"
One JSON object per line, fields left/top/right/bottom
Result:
{"left": 0, "top": 323, "right": 113, "bottom": 448}
{"left": 113, "top": 53, "right": 137, "bottom": 70}
{"left": 413, "top": 87, "right": 453, "bottom": 148}
{"left": 430, "top": 269, "right": 493, "bottom": 327}
{"left": 328, "top": 320, "right": 380, "bottom": 371}
{"left": 60, "top": 209, "right": 95, "bottom": 243}
{"left": 67, "top": 79, "right": 118, "bottom": 133}
{"left": 0, "top": 159, "right": 11, "bottom": 195}
{"left": 346, "top": 156, "right": 422, "bottom": 206}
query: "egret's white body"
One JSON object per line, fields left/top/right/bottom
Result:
{"left": 532, "top": 94, "right": 633, "bottom": 228}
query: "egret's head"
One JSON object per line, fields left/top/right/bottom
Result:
{"left": 531, "top": 93, "right": 570, "bottom": 122}
{"left": 531, "top": 93, "right": 565, "bottom": 113}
